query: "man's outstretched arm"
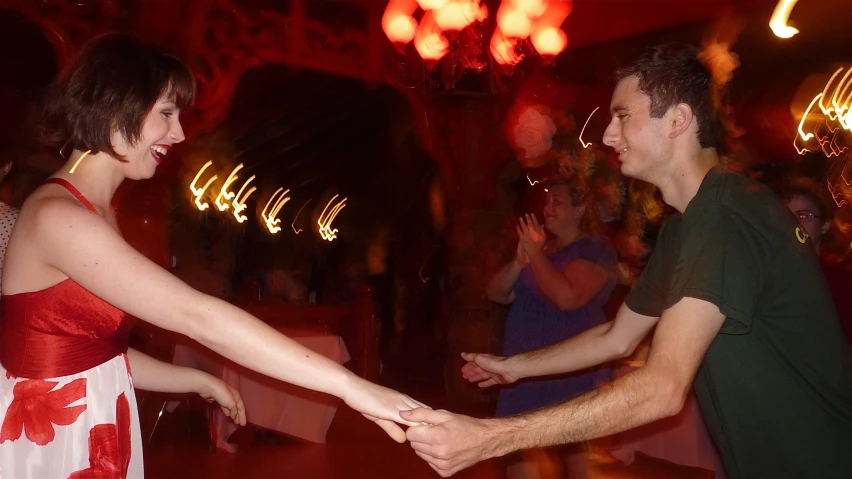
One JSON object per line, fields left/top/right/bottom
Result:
{"left": 462, "top": 303, "right": 659, "bottom": 387}
{"left": 406, "top": 296, "right": 725, "bottom": 477}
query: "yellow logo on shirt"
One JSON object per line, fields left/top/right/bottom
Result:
{"left": 795, "top": 226, "right": 808, "bottom": 244}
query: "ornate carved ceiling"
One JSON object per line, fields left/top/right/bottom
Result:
{"left": 0, "top": 0, "right": 782, "bottom": 138}
{"left": 1, "top": 0, "right": 848, "bottom": 168}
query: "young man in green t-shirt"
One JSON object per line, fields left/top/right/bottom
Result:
{"left": 401, "top": 44, "right": 852, "bottom": 478}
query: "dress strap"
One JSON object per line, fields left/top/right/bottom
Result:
{"left": 44, "top": 178, "right": 99, "bottom": 214}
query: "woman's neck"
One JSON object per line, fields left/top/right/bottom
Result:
{"left": 54, "top": 149, "right": 125, "bottom": 209}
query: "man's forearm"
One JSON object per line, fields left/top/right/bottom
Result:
{"left": 505, "top": 304, "right": 659, "bottom": 381}
{"left": 488, "top": 367, "right": 680, "bottom": 457}
{"left": 507, "top": 321, "right": 621, "bottom": 379}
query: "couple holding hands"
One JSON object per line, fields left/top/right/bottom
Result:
{"left": 2, "top": 33, "right": 850, "bottom": 479}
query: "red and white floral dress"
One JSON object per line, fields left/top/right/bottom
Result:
{"left": 0, "top": 178, "right": 142, "bottom": 478}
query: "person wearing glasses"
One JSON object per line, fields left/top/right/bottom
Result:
{"left": 779, "top": 180, "right": 830, "bottom": 251}
{"left": 778, "top": 179, "right": 852, "bottom": 344}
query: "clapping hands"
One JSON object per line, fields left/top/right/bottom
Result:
{"left": 517, "top": 213, "right": 547, "bottom": 257}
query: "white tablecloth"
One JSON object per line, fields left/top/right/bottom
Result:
{"left": 171, "top": 328, "right": 350, "bottom": 450}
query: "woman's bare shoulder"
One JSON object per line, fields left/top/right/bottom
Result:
{"left": 17, "top": 185, "right": 98, "bottom": 226}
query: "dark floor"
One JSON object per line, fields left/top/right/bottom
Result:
{"left": 143, "top": 399, "right": 503, "bottom": 479}
{"left": 142, "top": 400, "right": 714, "bottom": 479}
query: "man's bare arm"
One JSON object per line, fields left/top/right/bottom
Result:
{"left": 462, "top": 303, "right": 659, "bottom": 387}
{"left": 409, "top": 296, "right": 726, "bottom": 477}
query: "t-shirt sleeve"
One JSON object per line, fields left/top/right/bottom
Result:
{"left": 625, "top": 219, "right": 674, "bottom": 318}
{"left": 573, "top": 237, "right": 618, "bottom": 280}
{"left": 664, "top": 205, "right": 764, "bottom": 334}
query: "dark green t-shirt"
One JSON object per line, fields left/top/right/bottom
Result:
{"left": 626, "top": 166, "right": 852, "bottom": 479}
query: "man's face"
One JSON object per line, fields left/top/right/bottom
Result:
{"left": 602, "top": 76, "right": 669, "bottom": 182}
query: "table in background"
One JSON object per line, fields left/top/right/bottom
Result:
{"left": 171, "top": 326, "right": 350, "bottom": 450}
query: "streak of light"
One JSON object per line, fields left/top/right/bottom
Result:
{"left": 261, "top": 187, "right": 291, "bottom": 234}
{"left": 231, "top": 175, "right": 257, "bottom": 223}
{"left": 579, "top": 107, "right": 600, "bottom": 148}
{"left": 317, "top": 195, "right": 348, "bottom": 242}
{"left": 769, "top": 0, "right": 799, "bottom": 38}
{"left": 215, "top": 164, "right": 243, "bottom": 211}
{"left": 69, "top": 150, "right": 92, "bottom": 174}
{"left": 291, "top": 199, "right": 312, "bottom": 235}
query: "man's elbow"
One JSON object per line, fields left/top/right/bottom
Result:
{"left": 611, "top": 327, "right": 651, "bottom": 360}
{"left": 654, "top": 379, "right": 689, "bottom": 418}
{"left": 602, "top": 324, "right": 638, "bottom": 360}
{"left": 613, "top": 338, "right": 639, "bottom": 360}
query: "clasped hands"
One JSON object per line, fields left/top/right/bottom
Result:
{"left": 515, "top": 213, "right": 547, "bottom": 267}
{"left": 398, "top": 350, "right": 519, "bottom": 476}
{"left": 198, "top": 217, "right": 543, "bottom": 475}
{"left": 199, "top": 365, "right": 492, "bottom": 477}
{"left": 396, "top": 216, "right": 544, "bottom": 476}
{"left": 339, "top": 375, "right": 499, "bottom": 477}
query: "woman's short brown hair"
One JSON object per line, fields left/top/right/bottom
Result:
{"left": 40, "top": 33, "right": 196, "bottom": 160}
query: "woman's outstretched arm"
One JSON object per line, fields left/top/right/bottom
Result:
{"left": 26, "top": 197, "right": 426, "bottom": 442}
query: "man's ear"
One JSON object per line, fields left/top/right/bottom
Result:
{"left": 669, "top": 103, "right": 695, "bottom": 140}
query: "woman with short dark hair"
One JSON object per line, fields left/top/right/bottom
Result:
{"left": 0, "top": 33, "right": 423, "bottom": 477}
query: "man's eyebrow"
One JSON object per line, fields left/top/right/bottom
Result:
{"left": 610, "top": 105, "right": 628, "bottom": 114}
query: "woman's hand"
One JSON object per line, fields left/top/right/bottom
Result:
{"left": 341, "top": 375, "right": 430, "bottom": 443}
{"left": 517, "top": 214, "right": 547, "bottom": 256}
{"left": 197, "top": 373, "right": 246, "bottom": 426}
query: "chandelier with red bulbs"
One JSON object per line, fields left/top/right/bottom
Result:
{"left": 382, "top": 0, "right": 573, "bottom": 68}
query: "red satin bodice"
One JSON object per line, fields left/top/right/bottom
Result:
{"left": 0, "top": 178, "right": 135, "bottom": 378}
{"left": 1, "top": 280, "right": 134, "bottom": 378}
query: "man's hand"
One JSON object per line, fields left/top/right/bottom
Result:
{"left": 460, "top": 352, "right": 518, "bottom": 387}
{"left": 402, "top": 408, "right": 503, "bottom": 477}
{"left": 341, "top": 375, "right": 429, "bottom": 443}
